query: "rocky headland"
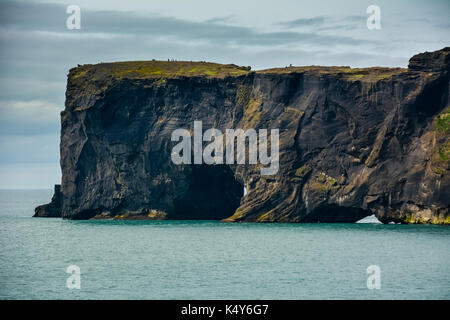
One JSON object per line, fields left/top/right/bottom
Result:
{"left": 35, "top": 48, "right": 450, "bottom": 224}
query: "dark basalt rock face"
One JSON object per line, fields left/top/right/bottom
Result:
{"left": 34, "top": 185, "right": 62, "bottom": 217}
{"left": 36, "top": 48, "right": 450, "bottom": 224}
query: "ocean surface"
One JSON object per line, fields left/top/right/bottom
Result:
{"left": 0, "top": 189, "right": 449, "bottom": 300}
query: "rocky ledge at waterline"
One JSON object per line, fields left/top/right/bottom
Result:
{"left": 35, "top": 48, "right": 450, "bottom": 224}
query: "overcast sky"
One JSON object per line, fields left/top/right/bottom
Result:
{"left": 0, "top": 0, "right": 448, "bottom": 189}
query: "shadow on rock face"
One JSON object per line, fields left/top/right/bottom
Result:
{"left": 302, "top": 204, "right": 372, "bottom": 223}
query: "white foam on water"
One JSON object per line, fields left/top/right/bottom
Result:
{"left": 356, "top": 214, "right": 382, "bottom": 224}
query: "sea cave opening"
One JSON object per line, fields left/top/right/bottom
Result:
{"left": 172, "top": 164, "right": 243, "bottom": 220}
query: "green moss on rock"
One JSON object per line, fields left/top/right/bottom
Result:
{"left": 71, "top": 61, "right": 251, "bottom": 81}
{"left": 236, "top": 85, "right": 250, "bottom": 106}
{"left": 436, "top": 106, "right": 450, "bottom": 134}
{"left": 295, "top": 165, "right": 311, "bottom": 178}
{"left": 243, "top": 95, "right": 263, "bottom": 128}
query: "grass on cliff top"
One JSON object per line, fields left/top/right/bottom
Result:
{"left": 71, "top": 61, "right": 251, "bottom": 80}
{"left": 257, "top": 66, "right": 408, "bottom": 82}
{"left": 71, "top": 61, "right": 408, "bottom": 82}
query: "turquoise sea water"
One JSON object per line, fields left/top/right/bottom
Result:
{"left": 0, "top": 190, "right": 449, "bottom": 300}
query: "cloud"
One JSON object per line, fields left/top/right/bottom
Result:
{"left": 204, "top": 15, "right": 236, "bottom": 24}
{"left": 0, "top": 78, "right": 66, "bottom": 103}
{"left": 0, "top": 162, "right": 60, "bottom": 189}
{"left": 279, "top": 15, "right": 365, "bottom": 31}
{"left": 279, "top": 16, "right": 327, "bottom": 28}
{"left": 0, "top": 133, "right": 60, "bottom": 164}
{"left": 0, "top": 1, "right": 375, "bottom": 47}
{"left": 0, "top": 100, "right": 62, "bottom": 135}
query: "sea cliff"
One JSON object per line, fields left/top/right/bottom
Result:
{"left": 35, "top": 48, "right": 450, "bottom": 224}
